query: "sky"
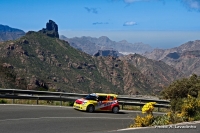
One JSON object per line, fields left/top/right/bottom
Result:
{"left": 1, "top": 0, "right": 200, "bottom": 49}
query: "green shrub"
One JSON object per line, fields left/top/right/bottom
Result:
{"left": 161, "top": 74, "right": 200, "bottom": 100}
{"left": 170, "top": 98, "right": 183, "bottom": 112}
{"left": 68, "top": 101, "right": 74, "bottom": 106}
{"left": 0, "top": 99, "right": 7, "bottom": 104}
{"left": 160, "top": 74, "right": 200, "bottom": 122}
{"left": 152, "top": 114, "right": 171, "bottom": 126}
{"left": 176, "top": 95, "right": 200, "bottom": 122}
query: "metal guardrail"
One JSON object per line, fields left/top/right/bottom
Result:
{"left": 0, "top": 89, "right": 170, "bottom": 111}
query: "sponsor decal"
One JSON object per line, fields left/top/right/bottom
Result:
{"left": 96, "top": 100, "right": 117, "bottom": 109}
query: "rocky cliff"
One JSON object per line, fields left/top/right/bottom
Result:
{"left": 143, "top": 40, "right": 200, "bottom": 76}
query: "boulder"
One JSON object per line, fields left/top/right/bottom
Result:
{"left": 2, "top": 63, "right": 13, "bottom": 69}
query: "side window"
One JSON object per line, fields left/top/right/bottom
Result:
{"left": 109, "top": 96, "right": 114, "bottom": 101}
{"left": 98, "top": 96, "right": 107, "bottom": 101}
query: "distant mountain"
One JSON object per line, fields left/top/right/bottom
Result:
{"left": 144, "top": 40, "right": 200, "bottom": 60}
{"left": 0, "top": 20, "right": 182, "bottom": 95}
{"left": 60, "top": 35, "right": 153, "bottom": 55}
{"left": 120, "top": 54, "right": 183, "bottom": 89}
{"left": 143, "top": 40, "right": 200, "bottom": 76}
{"left": 0, "top": 24, "right": 25, "bottom": 41}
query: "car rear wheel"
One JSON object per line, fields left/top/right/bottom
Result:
{"left": 87, "top": 105, "right": 95, "bottom": 113}
{"left": 112, "top": 106, "right": 119, "bottom": 114}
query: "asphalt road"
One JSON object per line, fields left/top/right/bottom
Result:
{"left": 0, "top": 104, "right": 140, "bottom": 133}
{"left": 0, "top": 104, "right": 199, "bottom": 133}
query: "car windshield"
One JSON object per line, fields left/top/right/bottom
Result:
{"left": 85, "top": 94, "right": 97, "bottom": 100}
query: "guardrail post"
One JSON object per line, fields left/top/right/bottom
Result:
{"left": 122, "top": 102, "right": 124, "bottom": 110}
{"left": 60, "top": 94, "right": 62, "bottom": 106}
{"left": 158, "top": 107, "right": 160, "bottom": 112}
{"left": 12, "top": 90, "right": 15, "bottom": 104}
{"left": 37, "top": 97, "right": 39, "bottom": 105}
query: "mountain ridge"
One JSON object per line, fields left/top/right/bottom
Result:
{"left": 60, "top": 35, "right": 153, "bottom": 55}
{"left": 0, "top": 20, "right": 182, "bottom": 95}
{"left": 0, "top": 24, "right": 25, "bottom": 41}
{"left": 143, "top": 40, "right": 200, "bottom": 76}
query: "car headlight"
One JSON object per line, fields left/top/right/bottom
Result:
{"left": 82, "top": 101, "right": 87, "bottom": 105}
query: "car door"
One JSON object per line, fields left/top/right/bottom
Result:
{"left": 107, "top": 96, "right": 114, "bottom": 110}
{"left": 96, "top": 95, "right": 108, "bottom": 111}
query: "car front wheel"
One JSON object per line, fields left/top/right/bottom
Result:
{"left": 112, "top": 106, "right": 119, "bottom": 114}
{"left": 87, "top": 105, "right": 95, "bottom": 113}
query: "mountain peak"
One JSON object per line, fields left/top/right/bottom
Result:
{"left": 39, "top": 20, "right": 59, "bottom": 38}
{"left": 118, "top": 40, "right": 128, "bottom": 44}
{"left": 99, "top": 36, "right": 110, "bottom": 40}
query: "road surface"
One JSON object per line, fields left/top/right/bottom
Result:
{"left": 0, "top": 104, "right": 199, "bottom": 133}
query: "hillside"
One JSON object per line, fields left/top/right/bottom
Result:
{"left": 120, "top": 54, "right": 183, "bottom": 89}
{"left": 143, "top": 40, "right": 200, "bottom": 76}
{"left": 60, "top": 35, "right": 153, "bottom": 55}
{"left": 0, "top": 24, "right": 25, "bottom": 41}
{"left": 94, "top": 54, "right": 183, "bottom": 94}
{"left": 0, "top": 31, "right": 119, "bottom": 93}
{"left": 0, "top": 20, "right": 183, "bottom": 94}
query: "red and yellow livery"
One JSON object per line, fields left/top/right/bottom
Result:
{"left": 73, "top": 93, "right": 120, "bottom": 113}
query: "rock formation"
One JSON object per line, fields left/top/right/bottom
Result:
{"left": 93, "top": 49, "right": 120, "bottom": 57}
{"left": 39, "top": 20, "right": 59, "bottom": 38}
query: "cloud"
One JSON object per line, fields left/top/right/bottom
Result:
{"left": 181, "top": 0, "right": 200, "bottom": 11}
{"left": 84, "top": 7, "right": 98, "bottom": 14}
{"left": 123, "top": 21, "right": 137, "bottom": 26}
{"left": 93, "top": 22, "right": 109, "bottom": 25}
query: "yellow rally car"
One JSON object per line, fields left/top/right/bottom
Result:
{"left": 73, "top": 93, "right": 120, "bottom": 113}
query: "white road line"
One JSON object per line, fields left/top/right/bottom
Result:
{"left": 0, "top": 104, "right": 72, "bottom": 109}
{"left": 0, "top": 117, "right": 132, "bottom": 122}
{"left": 0, "top": 104, "right": 166, "bottom": 114}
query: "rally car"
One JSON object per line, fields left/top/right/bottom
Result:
{"left": 73, "top": 93, "right": 120, "bottom": 113}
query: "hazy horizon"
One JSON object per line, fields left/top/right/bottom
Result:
{"left": 60, "top": 30, "right": 200, "bottom": 49}
{"left": 1, "top": 0, "right": 200, "bottom": 49}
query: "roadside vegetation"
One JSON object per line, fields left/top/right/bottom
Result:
{"left": 130, "top": 74, "right": 200, "bottom": 127}
{"left": 0, "top": 99, "right": 74, "bottom": 106}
